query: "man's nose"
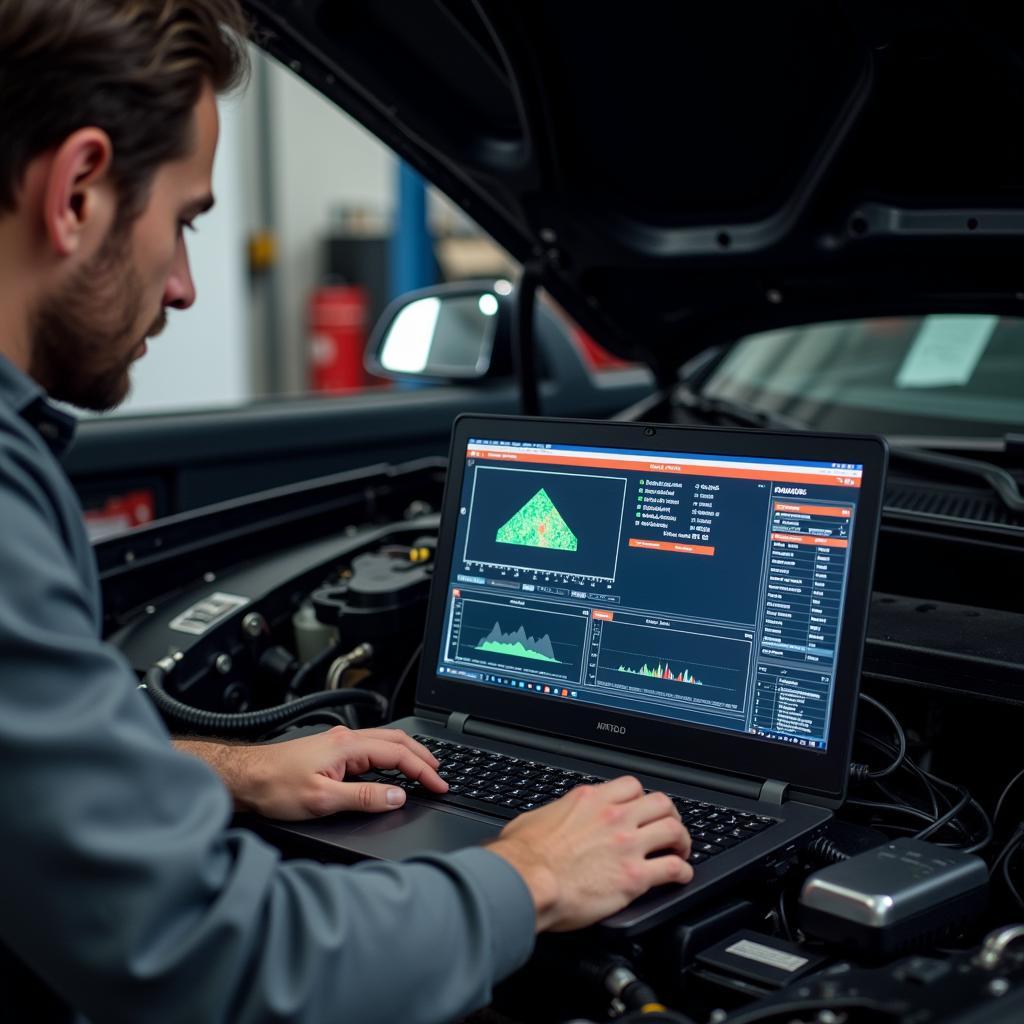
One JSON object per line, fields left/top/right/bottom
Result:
{"left": 164, "top": 240, "right": 197, "bottom": 310}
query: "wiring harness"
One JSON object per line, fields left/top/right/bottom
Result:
{"left": 846, "top": 693, "right": 992, "bottom": 856}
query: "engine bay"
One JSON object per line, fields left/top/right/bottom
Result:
{"left": 95, "top": 457, "right": 1024, "bottom": 1024}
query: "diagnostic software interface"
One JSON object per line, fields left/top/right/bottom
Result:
{"left": 435, "top": 437, "right": 865, "bottom": 751}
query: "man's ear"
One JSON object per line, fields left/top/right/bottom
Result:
{"left": 42, "top": 128, "right": 115, "bottom": 258}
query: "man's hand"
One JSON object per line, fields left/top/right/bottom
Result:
{"left": 174, "top": 727, "right": 448, "bottom": 821}
{"left": 488, "top": 776, "right": 692, "bottom": 932}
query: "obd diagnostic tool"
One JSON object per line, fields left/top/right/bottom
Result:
{"left": 799, "top": 838, "right": 988, "bottom": 957}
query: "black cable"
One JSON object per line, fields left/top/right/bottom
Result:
{"left": 991, "top": 825, "right": 1024, "bottom": 883}
{"left": 994, "top": 765, "right": 1024, "bottom": 829}
{"left": 920, "top": 767, "right": 992, "bottom": 851}
{"left": 897, "top": 757, "right": 941, "bottom": 820}
{"left": 141, "top": 659, "right": 388, "bottom": 736}
{"left": 388, "top": 642, "right": 423, "bottom": 720}
{"left": 962, "top": 802, "right": 995, "bottom": 855}
{"left": 845, "top": 797, "right": 939, "bottom": 828}
{"left": 869, "top": 744, "right": 940, "bottom": 820}
{"left": 852, "top": 733, "right": 988, "bottom": 850}
{"left": 875, "top": 738, "right": 940, "bottom": 819}
{"left": 915, "top": 784, "right": 971, "bottom": 842}
{"left": 716, "top": 996, "right": 882, "bottom": 1024}
{"left": 1002, "top": 839, "right": 1024, "bottom": 912}
{"left": 847, "top": 796, "right": 972, "bottom": 846}
{"left": 805, "top": 834, "right": 851, "bottom": 865}
{"left": 288, "top": 638, "right": 342, "bottom": 696}
{"left": 852, "top": 693, "right": 907, "bottom": 781}
{"left": 619, "top": 979, "right": 662, "bottom": 1014}
{"left": 865, "top": 823, "right": 929, "bottom": 838}
{"left": 776, "top": 888, "right": 793, "bottom": 941}
{"left": 877, "top": 775, "right": 939, "bottom": 822}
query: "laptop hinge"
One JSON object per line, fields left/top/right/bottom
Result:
{"left": 446, "top": 712, "right": 470, "bottom": 735}
{"left": 758, "top": 779, "right": 789, "bottom": 806}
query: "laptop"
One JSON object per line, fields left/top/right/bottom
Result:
{"left": 269, "top": 414, "right": 888, "bottom": 934}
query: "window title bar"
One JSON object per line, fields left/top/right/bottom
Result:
{"left": 465, "top": 440, "right": 863, "bottom": 488}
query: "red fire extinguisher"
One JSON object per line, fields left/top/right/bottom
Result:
{"left": 308, "top": 283, "right": 369, "bottom": 392}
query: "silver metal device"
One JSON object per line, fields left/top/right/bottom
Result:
{"left": 799, "top": 838, "right": 988, "bottom": 955}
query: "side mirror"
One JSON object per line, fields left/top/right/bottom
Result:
{"left": 366, "top": 280, "right": 513, "bottom": 382}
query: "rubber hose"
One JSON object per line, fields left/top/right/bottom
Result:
{"left": 141, "top": 658, "right": 387, "bottom": 735}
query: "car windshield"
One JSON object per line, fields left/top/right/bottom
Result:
{"left": 701, "top": 314, "right": 1024, "bottom": 440}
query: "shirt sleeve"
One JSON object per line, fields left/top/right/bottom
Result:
{"left": 0, "top": 440, "right": 535, "bottom": 1024}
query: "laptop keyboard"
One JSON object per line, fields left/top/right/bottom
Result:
{"left": 363, "top": 736, "right": 778, "bottom": 865}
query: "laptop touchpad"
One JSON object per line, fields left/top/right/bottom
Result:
{"left": 347, "top": 804, "right": 501, "bottom": 858}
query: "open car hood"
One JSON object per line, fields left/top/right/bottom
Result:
{"left": 245, "top": 0, "right": 1024, "bottom": 372}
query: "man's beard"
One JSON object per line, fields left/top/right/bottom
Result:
{"left": 29, "top": 224, "right": 164, "bottom": 412}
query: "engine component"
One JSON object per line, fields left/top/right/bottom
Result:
{"left": 311, "top": 544, "right": 433, "bottom": 644}
{"left": 326, "top": 642, "right": 374, "bottom": 690}
{"left": 291, "top": 600, "right": 338, "bottom": 663}
{"left": 141, "top": 655, "right": 387, "bottom": 736}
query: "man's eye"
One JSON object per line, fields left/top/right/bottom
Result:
{"left": 179, "top": 221, "right": 197, "bottom": 235}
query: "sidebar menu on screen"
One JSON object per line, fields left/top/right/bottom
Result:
{"left": 750, "top": 499, "right": 854, "bottom": 748}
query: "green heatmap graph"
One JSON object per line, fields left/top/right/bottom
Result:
{"left": 476, "top": 622, "right": 562, "bottom": 663}
{"left": 495, "top": 488, "right": 578, "bottom": 552}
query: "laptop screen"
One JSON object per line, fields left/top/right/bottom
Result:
{"left": 433, "top": 435, "right": 865, "bottom": 754}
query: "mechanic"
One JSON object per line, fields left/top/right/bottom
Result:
{"left": 0, "top": 3, "right": 693, "bottom": 1022}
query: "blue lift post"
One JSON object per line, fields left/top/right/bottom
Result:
{"left": 390, "top": 162, "right": 437, "bottom": 300}
{"left": 389, "top": 163, "right": 438, "bottom": 388}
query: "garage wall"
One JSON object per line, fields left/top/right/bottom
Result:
{"left": 118, "top": 93, "right": 251, "bottom": 415}
{"left": 265, "top": 54, "right": 399, "bottom": 394}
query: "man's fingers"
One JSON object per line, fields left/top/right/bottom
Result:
{"left": 348, "top": 728, "right": 439, "bottom": 768}
{"left": 630, "top": 791, "right": 682, "bottom": 828}
{"left": 637, "top": 816, "right": 691, "bottom": 859}
{"left": 594, "top": 775, "right": 645, "bottom": 803}
{"left": 313, "top": 780, "right": 408, "bottom": 816}
{"left": 347, "top": 739, "right": 448, "bottom": 792}
{"left": 642, "top": 853, "right": 694, "bottom": 888}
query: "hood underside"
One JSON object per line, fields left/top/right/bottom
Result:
{"left": 246, "top": 0, "right": 1024, "bottom": 369}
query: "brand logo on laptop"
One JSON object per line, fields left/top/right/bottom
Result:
{"left": 596, "top": 722, "right": 626, "bottom": 735}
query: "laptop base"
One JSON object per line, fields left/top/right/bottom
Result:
{"left": 264, "top": 716, "right": 830, "bottom": 936}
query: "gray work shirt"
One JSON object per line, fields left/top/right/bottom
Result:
{"left": 0, "top": 354, "right": 535, "bottom": 1023}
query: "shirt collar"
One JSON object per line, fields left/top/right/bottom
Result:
{"left": 0, "top": 353, "right": 78, "bottom": 457}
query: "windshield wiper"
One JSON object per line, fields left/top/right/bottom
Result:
{"left": 679, "top": 389, "right": 1024, "bottom": 514}
{"left": 676, "top": 390, "right": 807, "bottom": 431}
{"left": 888, "top": 447, "right": 1024, "bottom": 514}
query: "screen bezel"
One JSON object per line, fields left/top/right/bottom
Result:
{"left": 416, "top": 414, "right": 888, "bottom": 803}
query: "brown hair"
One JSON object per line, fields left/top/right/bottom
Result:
{"left": 0, "top": 0, "right": 249, "bottom": 218}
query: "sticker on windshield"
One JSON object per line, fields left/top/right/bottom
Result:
{"left": 895, "top": 314, "right": 997, "bottom": 389}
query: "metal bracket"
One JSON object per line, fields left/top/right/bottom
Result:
{"left": 853, "top": 202, "right": 1024, "bottom": 238}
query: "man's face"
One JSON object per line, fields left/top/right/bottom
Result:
{"left": 29, "top": 84, "right": 219, "bottom": 411}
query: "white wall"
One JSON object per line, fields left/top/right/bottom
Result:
{"left": 267, "top": 56, "right": 398, "bottom": 393}
{"left": 117, "top": 93, "right": 251, "bottom": 414}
